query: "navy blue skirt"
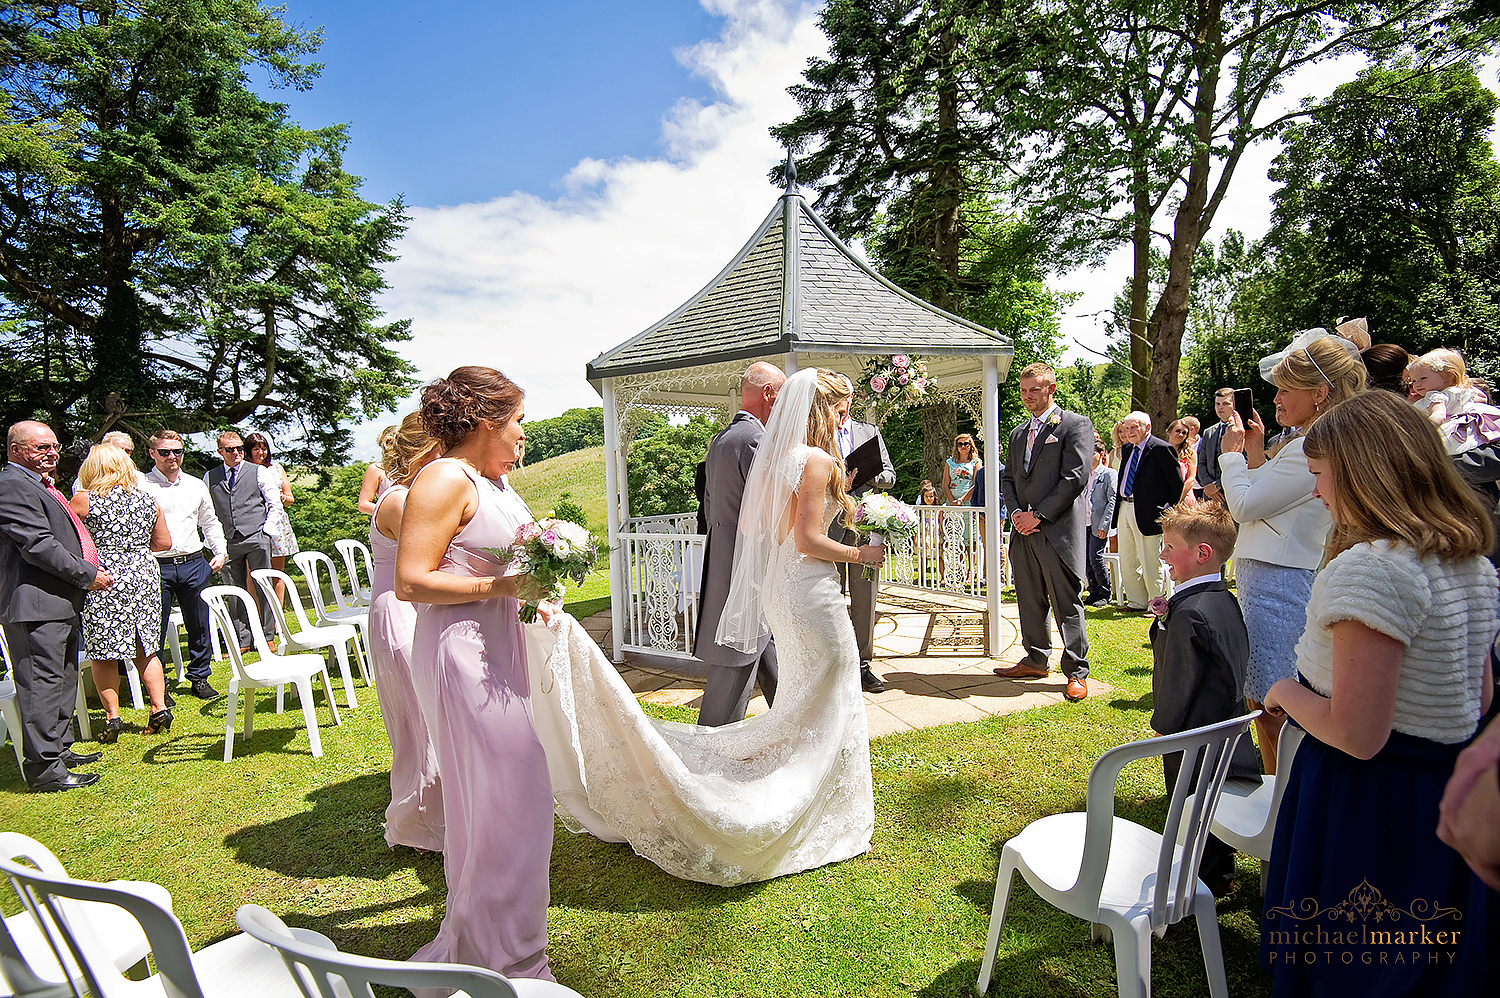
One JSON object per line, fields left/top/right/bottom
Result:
{"left": 1261, "top": 727, "right": 1496, "bottom": 996}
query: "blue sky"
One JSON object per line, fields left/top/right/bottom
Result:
{"left": 266, "top": 1, "right": 726, "bottom": 207}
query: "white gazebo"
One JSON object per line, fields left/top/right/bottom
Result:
{"left": 587, "top": 170, "right": 1014, "bottom": 663}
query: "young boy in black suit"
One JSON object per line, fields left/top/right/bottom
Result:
{"left": 1151, "top": 500, "right": 1261, "bottom": 896}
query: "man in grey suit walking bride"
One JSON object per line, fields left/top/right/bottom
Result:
{"left": 693, "top": 362, "right": 786, "bottom": 725}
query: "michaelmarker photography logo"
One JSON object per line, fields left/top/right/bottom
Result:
{"left": 1266, "top": 878, "right": 1464, "bottom": 968}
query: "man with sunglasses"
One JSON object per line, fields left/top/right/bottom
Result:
{"left": 0, "top": 420, "right": 113, "bottom": 791}
{"left": 142, "top": 430, "right": 227, "bottom": 698}
{"left": 203, "top": 431, "right": 282, "bottom": 653}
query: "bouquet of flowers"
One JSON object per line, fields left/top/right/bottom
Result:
{"left": 859, "top": 353, "right": 934, "bottom": 422}
{"left": 850, "top": 492, "right": 919, "bottom": 580}
{"left": 486, "top": 518, "right": 602, "bottom": 621}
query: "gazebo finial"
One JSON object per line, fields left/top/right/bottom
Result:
{"left": 782, "top": 147, "right": 797, "bottom": 192}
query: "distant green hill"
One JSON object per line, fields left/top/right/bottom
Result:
{"left": 509, "top": 445, "right": 607, "bottom": 530}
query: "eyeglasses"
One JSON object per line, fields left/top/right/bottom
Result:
{"left": 219, "top": 445, "right": 243, "bottom": 453}
{"left": 958, "top": 443, "right": 972, "bottom": 448}
{"left": 26, "top": 442, "right": 60, "bottom": 452}
{"left": 155, "top": 448, "right": 184, "bottom": 457}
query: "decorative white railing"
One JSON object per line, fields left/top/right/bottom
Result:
{"left": 614, "top": 506, "right": 997, "bottom": 657}
{"left": 880, "top": 506, "right": 989, "bottom": 596}
{"left": 617, "top": 517, "right": 706, "bottom": 657}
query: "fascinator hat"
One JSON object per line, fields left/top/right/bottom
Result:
{"left": 1258, "top": 323, "right": 1367, "bottom": 384}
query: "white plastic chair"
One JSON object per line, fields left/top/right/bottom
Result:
{"left": 1183, "top": 722, "right": 1306, "bottom": 893}
{"left": 333, "top": 539, "right": 375, "bottom": 608}
{"left": 0, "top": 842, "right": 303, "bottom": 998}
{"left": 975, "top": 713, "right": 1259, "bottom": 998}
{"left": 235, "top": 904, "right": 586, "bottom": 998}
{"left": 0, "top": 678, "right": 22, "bottom": 773}
{"left": 0, "top": 832, "right": 171, "bottom": 997}
{"left": 292, "top": 551, "right": 373, "bottom": 677}
{"left": 251, "top": 568, "right": 367, "bottom": 710}
{"left": 201, "top": 586, "right": 342, "bottom": 762}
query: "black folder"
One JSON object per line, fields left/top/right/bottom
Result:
{"left": 845, "top": 436, "right": 884, "bottom": 493}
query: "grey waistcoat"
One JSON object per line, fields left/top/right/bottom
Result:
{"left": 205, "top": 465, "right": 266, "bottom": 541}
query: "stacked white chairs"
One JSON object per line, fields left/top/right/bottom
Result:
{"left": 251, "top": 568, "right": 367, "bottom": 710}
{"left": 163, "top": 607, "right": 225, "bottom": 685}
{"left": 333, "top": 538, "right": 375, "bottom": 608}
{"left": 236, "top": 904, "right": 587, "bottom": 998}
{"left": 976, "top": 713, "right": 1258, "bottom": 998}
{"left": 0, "top": 831, "right": 171, "bottom": 997}
{"left": 292, "top": 551, "right": 373, "bottom": 680}
{"left": 0, "top": 833, "right": 303, "bottom": 998}
{"left": 201, "top": 586, "right": 342, "bottom": 762}
{"left": 1182, "top": 721, "right": 1306, "bottom": 893}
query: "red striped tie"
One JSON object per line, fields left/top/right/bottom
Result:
{"left": 43, "top": 477, "right": 100, "bottom": 568}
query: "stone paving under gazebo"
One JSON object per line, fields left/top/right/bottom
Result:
{"left": 573, "top": 595, "right": 1110, "bottom": 737}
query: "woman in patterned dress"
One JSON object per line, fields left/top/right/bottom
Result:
{"left": 70, "top": 444, "right": 172, "bottom": 741}
{"left": 245, "top": 432, "right": 299, "bottom": 608}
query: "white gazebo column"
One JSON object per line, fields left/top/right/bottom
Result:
{"left": 982, "top": 354, "right": 1003, "bottom": 657}
{"left": 784, "top": 351, "right": 798, "bottom": 375}
{"left": 601, "top": 378, "right": 627, "bottom": 663}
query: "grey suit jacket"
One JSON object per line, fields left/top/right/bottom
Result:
{"left": 694, "top": 412, "right": 769, "bottom": 667}
{"left": 1088, "top": 465, "right": 1117, "bottom": 533}
{"left": 0, "top": 464, "right": 97, "bottom": 623}
{"left": 1196, "top": 421, "right": 1228, "bottom": 490}
{"left": 1000, "top": 409, "right": 1092, "bottom": 578}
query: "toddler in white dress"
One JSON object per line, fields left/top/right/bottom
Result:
{"left": 1407, "top": 348, "right": 1500, "bottom": 454}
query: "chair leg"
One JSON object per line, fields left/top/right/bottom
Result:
{"left": 976, "top": 854, "right": 1018, "bottom": 993}
{"left": 124, "top": 661, "right": 145, "bottom": 710}
{"left": 331, "top": 644, "right": 358, "bottom": 709}
{"left": 1194, "top": 892, "right": 1229, "bottom": 998}
{"left": 1111, "top": 914, "right": 1152, "bottom": 998}
{"left": 2, "top": 699, "right": 24, "bottom": 771}
{"left": 74, "top": 676, "right": 91, "bottom": 742}
{"left": 319, "top": 669, "right": 342, "bottom": 727}
{"left": 294, "top": 678, "right": 323, "bottom": 759}
{"left": 167, "top": 620, "right": 186, "bottom": 683}
{"left": 223, "top": 683, "right": 240, "bottom": 762}
{"left": 276, "top": 683, "right": 285, "bottom": 714}
{"left": 351, "top": 633, "right": 373, "bottom": 687}
{"left": 243, "top": 684, "right": 255, "bottom": 742}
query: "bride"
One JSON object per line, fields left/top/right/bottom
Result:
{"left": 530, "top": 368, "right": 884, "bottom": 885}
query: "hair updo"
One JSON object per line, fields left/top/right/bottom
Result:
{"left": 420, "top": 366, "right": 524, "bottom": 449}
{"left": 382, "top": 411, "right": 440, "bottom": 486}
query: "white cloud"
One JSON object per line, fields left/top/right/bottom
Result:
{"left": 357, "top": 0, "right": 826, "bottom": 458}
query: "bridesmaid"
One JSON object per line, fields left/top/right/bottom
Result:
{"left": 395, "top": 366, "right": 556, "bottom": 984}
{"left": 368, "top": 412, "right": 444, "bottom": 852}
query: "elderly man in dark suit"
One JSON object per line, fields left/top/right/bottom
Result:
{"left": 996, "top": 363, "right": 1094, "bottom": 701}
{"left": 1111, "top": 411, "right": 1184, "bottom": 610}
{"left": 0, "top": 421, "right": 113, "bottom": 791}
{"left": 830, "top": 385, "right": 896, "bottom": 693}
{"left": 694, "top": 361, "right": 786, "bottom": 726}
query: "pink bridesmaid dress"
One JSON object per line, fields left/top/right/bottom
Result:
{"left": 368, "top": 485, "right": 444, "bottom": 851}
{"left": 408, "top": 460, "right": 554, "bottom": 983}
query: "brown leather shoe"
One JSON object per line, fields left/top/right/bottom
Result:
{"left": 1065, "top": 677, "right": 1088, "bottom": 701}
{"left": 993, "top": 662, "right": 1049, "bottom": 680}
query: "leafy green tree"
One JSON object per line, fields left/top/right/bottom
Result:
{"left": 0, "top": 1, "right": 415, "bottom": 463}
{"left": 1258, "top": 65, "right": 1500, "bottom": 379}
{"left": 625, "top": 415, "right": 723, "bottom": 519}
{"left": 285, "top": 462, "right": 369, "bottom": 557}
{"left": 522, "top": 408, "right": 606, "bottom": 464}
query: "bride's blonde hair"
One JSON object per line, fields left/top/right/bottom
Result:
{"left": 807, "top": 369, "right": 856, "bottom": 522}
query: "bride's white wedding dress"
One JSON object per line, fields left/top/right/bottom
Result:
{"left": 526, "top": 443, "right": 873, "bottom": 886}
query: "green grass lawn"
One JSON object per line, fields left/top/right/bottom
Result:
{"left": 0, "top": 603, "right": 1271, "bottom": 997}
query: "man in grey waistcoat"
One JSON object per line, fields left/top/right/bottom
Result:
{"left": 997, "top": 363, "right": 1093, "bottom": 701}
{"left": 204, "top": 430, "right": 283, "bottom": 652}
{"left": 694, "top": 362, "right": 786, "bottom": 726}
{"left": 829, "top": 382, "right": 896, "bottom": 693}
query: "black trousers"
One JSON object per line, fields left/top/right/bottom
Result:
{"left": 157, "top": 555, "right": 213, "bottom": 681}
{"left": 1085, "top": 531, "right": 1112, "bottom": 602}
{"left": 697, "top": 640, "right": 779, "bottom": 727}
{"left": 4, "top": 618, "right": 81, "bottom": 786}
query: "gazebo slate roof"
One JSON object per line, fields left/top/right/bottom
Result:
{"left": 586, "top": 189, "right": 1012, "bottom": 385}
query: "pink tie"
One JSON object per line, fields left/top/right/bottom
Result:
{"left": 1025, "top": 419, "right": 1040, "bottom": 469}
{"left": 43, "top": 477, "right": 100, "bottom": 568}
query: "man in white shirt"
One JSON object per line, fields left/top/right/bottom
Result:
{"left": 203, "top": 430, "right": 283, "bottom": 651}
{"left": 141, "top": 430, "right": 228, "bottom": 699}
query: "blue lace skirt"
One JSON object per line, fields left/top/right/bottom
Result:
{"left": 1236, "top": 558, "right": 1313, "bottom": 703}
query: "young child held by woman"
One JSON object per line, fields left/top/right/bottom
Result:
{"left": 1406, "top": 347, "right": 1500, "bottom": 454}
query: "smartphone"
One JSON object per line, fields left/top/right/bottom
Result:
{"left": 1233, "top": 388, "right": 1255, "bottom": 425}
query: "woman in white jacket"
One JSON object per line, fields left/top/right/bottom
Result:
{"left": 1218, "top": 334, "right": 1366, "bottom": 773}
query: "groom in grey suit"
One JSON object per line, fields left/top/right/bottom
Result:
{"left": 694, "top": 362, "right": 786, "bottom": 726}
{"left": 997, "top": 362, "right": 1093, "bottom": 701}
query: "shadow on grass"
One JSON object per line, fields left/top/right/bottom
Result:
{"left": 1109, "top": 690, "right": 1153, "bottom": 713}
{"left": 549, "top": 827, "right": 770, "bottom": 915}
{"left": 140, "top": 729, "right": 304, "bottom": 764}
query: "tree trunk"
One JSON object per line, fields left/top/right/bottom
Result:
{"left": 1129, "top": 164, "right": 1153, "bottom": 413}
{"left": 1149, "top": 1, "right": 1222, "bottom": 432}
{"left": 922, "top": 403, "right": 956, "bottom": 492}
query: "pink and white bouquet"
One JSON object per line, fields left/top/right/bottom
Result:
{"left": 860, "top": 353, "right": 934, "bottom": 421}
{"left": 850, "top": 492, "right": 918, "bottom": 580}
{"left": 487, "top": 518, "right": 602, "bottom": 619}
